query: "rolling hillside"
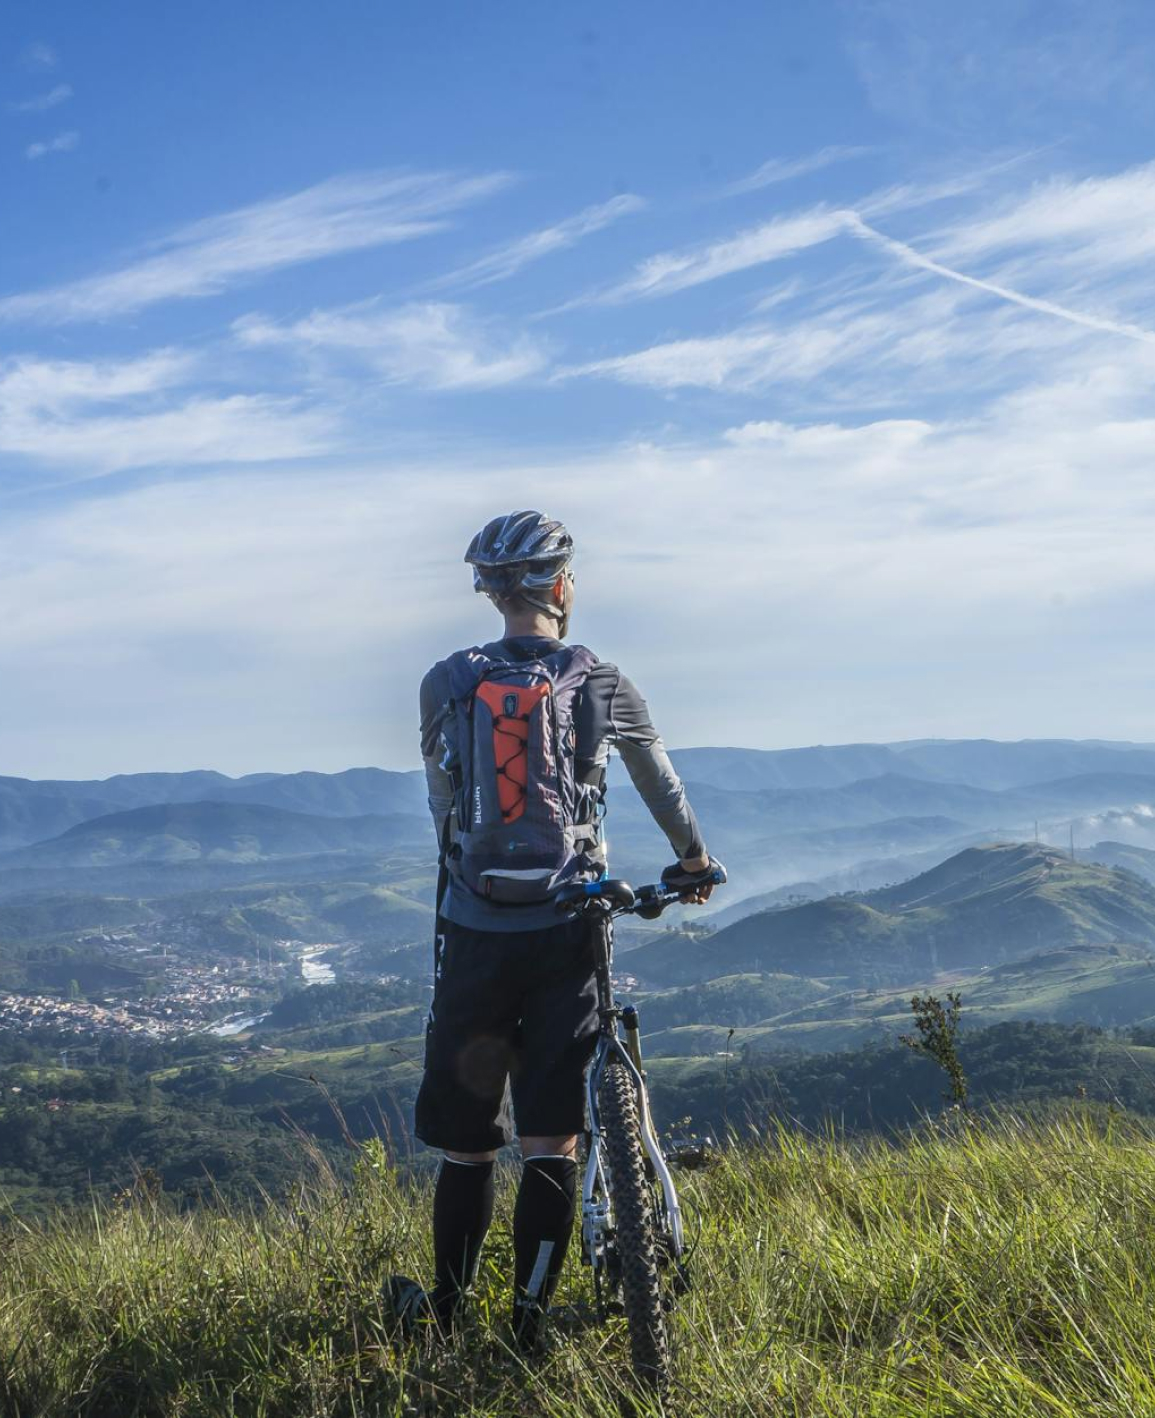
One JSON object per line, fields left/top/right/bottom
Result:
{"left": 0, "top": 800, "right": 432, "bottom": 868}
{"left": 0, "top": 769, "right": 425, "bottom": 849}
{"left": 628, "top": 843, "right": 1155, "bottom": 987}
{"left": 644, "top": 943, "right": 1155, "bottom": 1058}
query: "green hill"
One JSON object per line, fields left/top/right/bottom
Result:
{"left": 149, "top": 879, "right": 436, "bottom": 951}
{"left": 0, "top": 801, "right": 432, "bottom": 868}
{"left": 645, "top": 943, "right": 1155, "bottom": 1058}
{"left": 635, "top": 972, "right": 833, "bottom": 1031}
{"left": 1088, "top": 839, "right": 1155, "bottom": 883}
{"left": 630, "top": 844, "right": 1155, "bottom": 987}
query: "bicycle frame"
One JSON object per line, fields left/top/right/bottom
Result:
{"left": 580, "top": 912, "right": 685, "bottom": 1291}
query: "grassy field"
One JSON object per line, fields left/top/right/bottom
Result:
{"left": 7, "top": 1113, "right": 1155, "bottom": 1416}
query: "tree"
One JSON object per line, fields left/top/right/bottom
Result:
{"left": 901, "top": 992, "right": 968, "bottom": 1108}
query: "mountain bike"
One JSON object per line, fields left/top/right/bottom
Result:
{"left": 554, "top": 865, "right": 727, "bottom": 1393}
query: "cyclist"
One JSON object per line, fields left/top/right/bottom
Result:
{"left": 390, "top": 510, "right": 719, "bottom": 1351}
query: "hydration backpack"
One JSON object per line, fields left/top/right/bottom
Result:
{"left": 439, "top": 644, "right": 601, "bottom": 904}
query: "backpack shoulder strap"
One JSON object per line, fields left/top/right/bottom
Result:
{"left": 443, "top": 646, "right": 496, "bottom": 701}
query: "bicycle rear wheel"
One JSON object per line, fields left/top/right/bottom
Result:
{"left": 599, "top": 1058, "right": 669, "bottom": 1392}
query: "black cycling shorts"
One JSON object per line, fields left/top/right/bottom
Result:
{"left": 414, "top": 915, "right": 600, "bottom": 1153}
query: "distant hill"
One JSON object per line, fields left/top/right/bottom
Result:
{"left": 1088, "top": 841, "right": 1155, "bottom": 883}
{"left": 0, "top": 769, "right": 427, "bottom": 849}
{"left": 210, "top": 767, "right": 427, "bottom": 818}
{"left": 0, "top": 801, "right": 432, "bottom": 869}
{"left": 668, "top": 739, "right": 1155, "bottom": 792}
{"left": 667, "top": 744, "right": 924, "bottom": 791}
{"left": 149, "top": 879, "right": 435, "bottom": 951}
{"left": 891, "top": 739, "right": 1155, "bottom": 790}
{"left": 628, "top": 844, "right": 1155, "bottom": 987}
{"left": 645, "top": 942, "right": 1155, "bottom": 1059}
{"left": 4, "top": 738, "right": 1155, "bottom": 851}
{"left": 0, "top": 780, "right": 125, "bottom": 853}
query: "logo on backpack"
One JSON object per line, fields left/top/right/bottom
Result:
{"left": 440, "top": 644, "right": 600, "bottom": 904}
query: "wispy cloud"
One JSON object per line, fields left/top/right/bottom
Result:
{"left": 576, "top": 207, "right": 848, "bottom": 305}
{"left": 725, "top": 145, "right": 872, "bottom": 195}
{"left": 25, "top": 130, "right": 78, "bottom": 161}
{"left": 11, "top": 83, "right": 72, "bottom": 114}
{"left": 0, "top": 351, "right": 334, "bottom": 473}
{"left": 433, "top": 193, "right": 645, "bottom": 289}
{"left": 557, "top": 310, "right": 904, "bottom": 392}
{"left": 0, "top": 169, "right": 514, "bottom": 324}
{"left": 932, "top": 161, "right": 1155, "bottom": 274}
{"left": 846, "top": 215, "right": 1155, "bottom": 346}
{"left": 561, "top": 157, "right": 1155, "bottom": 398}
{"left": 21, "top": 42, "right": 57, "bottom": 71}
{"left": 557, "top": 167, "right": 1010, "bottom": 310}
{"left": 235, "top": 299, "right": 548, "bottom": 390}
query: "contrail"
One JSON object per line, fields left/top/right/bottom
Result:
{"left": 845, "top": 212, "right": 1155, "bottom": 346}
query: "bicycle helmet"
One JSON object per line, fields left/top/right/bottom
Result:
{"left": 464, "top": 511, "right": 574, "bottom": 622}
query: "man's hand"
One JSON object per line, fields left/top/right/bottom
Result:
{"left": 661, "top": 855, "right": 725, "bottom": 904}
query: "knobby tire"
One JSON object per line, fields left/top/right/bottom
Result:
{"left": 599, "top": 1058, "right": 669, "bottom": 1393}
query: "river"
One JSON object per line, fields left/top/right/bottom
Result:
{"left": 207, "top": 943, "right": 337, "bottom": 1035}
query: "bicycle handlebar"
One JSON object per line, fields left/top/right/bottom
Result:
{"left": 554, "top": 864, "right": 727, "bottom": 920}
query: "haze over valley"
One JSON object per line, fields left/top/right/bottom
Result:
{"left": 6, "top": 735, "right": 1155, "bottom": 1206}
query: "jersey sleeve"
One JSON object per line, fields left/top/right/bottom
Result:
{"left": 419, "top": 666, "right": 454, "bottom": 838}
{"left": 608, "top": 671, "right": 707, "bottom": 861}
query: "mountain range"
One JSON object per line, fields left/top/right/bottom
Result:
{"left": 7, "top": 741, "right": 1155, "bottom": 903}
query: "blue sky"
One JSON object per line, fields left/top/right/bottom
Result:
{"left": 3, "top": 0, "right": 1155, "bottom": 777}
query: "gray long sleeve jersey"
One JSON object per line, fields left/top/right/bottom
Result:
{"left": 420, "top": 634, "right": 707, "bottom": 932}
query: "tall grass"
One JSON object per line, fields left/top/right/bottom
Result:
{"left": 5, "top": 1113, "right": 1155, "bottom": 1416}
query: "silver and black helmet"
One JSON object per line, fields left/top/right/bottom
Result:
{"left": 464, "top": 511, "right": 573, "bottom": 609}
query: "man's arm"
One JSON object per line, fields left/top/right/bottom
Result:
{"left": 607, "top": 672, "right": 708, "bottom": 869}
{"left": 419, "top": 667, "right": 454, "bottom": 841}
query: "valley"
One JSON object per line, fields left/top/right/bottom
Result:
{"left": 6, "top": 736, "right": 1155, "bottom": 1209}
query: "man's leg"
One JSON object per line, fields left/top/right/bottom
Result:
{"left": 511, "top": 1133, "right": 580, "bottom": 1346}
{"left": 411, "top": 920, "right": 520, "bottom": 1334}
{"left": 507, "top": 917, "right": 599, "bottom": 1348}
{"left": 428, "top": 1148, "right": 498, "bottom": 1331}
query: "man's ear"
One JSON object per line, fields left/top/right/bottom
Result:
{"left": 552, "top": 574, "right": 566, "bottom": 607}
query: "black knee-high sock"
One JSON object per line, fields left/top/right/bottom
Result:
{"left": 512, "top": 1155, "right": 578, "bottom": 1342}
{"left": 430, "top": 1158, "right": 495, "bottom": 1330}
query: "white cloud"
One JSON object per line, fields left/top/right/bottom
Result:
{"left": 433, "top": 193, "right": 645, "bottom": 289}
{"left": 11, "top": 83, "right": 72, "bottom": 113}
{"left": 5, "top": 356, "right": 1155, "bottom": 773}
{"left": 933, "top": 162, "right": 1155, "bottom": 275}
{"left": 573, "top": 207, "right": 848, "bottom": 305}
{"left": 0, "top": 352, "right": 333, "bottom": 473}
{"left": 561, "top": 159, "right": 1155, "bottom": 399}
{"left": 725, "top": 146, "right": 873, "bottom": 195}
{"left": 558, "top": 326, "right": 846, "bottom": 391}
{"left": 0, "top": 168, "right": 514, "bottom": 323}
{"left": 25, "top": 130, "right": 78, "bottom": 161}
{"left": 555, "top": 164, "right": 1040, "bottom": 310}
{"left": 846, "top": 214, "right": 1155, "bottom": 345}
{"left": 0, "top": 350, "right": 193, "bottom": 409}
{"left": 235, "top": 300, "right": 548, "bottom": 390}
{"left": 21, "top": 42, "right": 57, "bottom": 71}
